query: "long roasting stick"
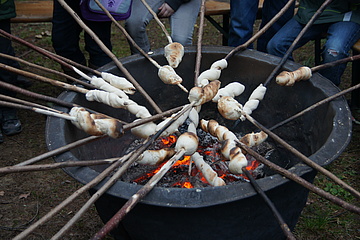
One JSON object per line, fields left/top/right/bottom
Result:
{"left": 0, "top": 53, "right": 95, "bottom": 88}
{"left": 194, "top": 0, "right": 206, "bottom": 85}
{"left": 57, "top": 0, "right": 164, "bottom": 114}
{"left": 139, "top": 0, "right": 172, "bottom": 44}
{"left": 0, "top": 100, "right": 76, "bottom": 121}
{"left": 13, "top": 154, "right": 131, "bottom": 240}
{"left": 0, "top": 158, "right": 121, "bottom": 174}
{"left": 225, "top": 0, "right": 296, "bottom": 60}
{"left": 242, "top": 168, "right": 296, "bottom": 240}
{"left": 50, "top": 102, "right": 196, "bottom": 239}
{"left": 270, "top": 82, "right": 360, "bottom": 131}
{"left": 238, "top": 141, "right": 360, "bottom": 215}
{"left": 275, "top": 54, "right": 360, "bottom": 86}
{"left": 92, "top": 149, "right": 187, "bottom": 240}
{"left": 244, "top": 114, "right": 360, "bottom": 200}
{"left": 0, "top": 94, "right": 65, "bottom": 113}
{"left": 263, "top": 0, "right": 334, "bottom": 87}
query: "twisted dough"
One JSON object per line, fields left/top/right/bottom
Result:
{"left": 188, "top": 80, "right": 221, "bottom": 106}
{"left": 200, "top": 119, "right": 247, "bottom": 174}
{"left": 276, "top": 66, "right": 312, "bottom": 86}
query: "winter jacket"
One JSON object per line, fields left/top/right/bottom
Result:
{"left": 0, "top": 0, "right": 16, "bottom": 20}
{"left": 294, "top": 0, "right": 360, "bottom": 25}
{"left": 165, "top": 0, "right": 191, "bottom": 12}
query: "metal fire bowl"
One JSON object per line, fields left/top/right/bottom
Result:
{"left": 46, "top": 46, "right": 352, "bottom": 239}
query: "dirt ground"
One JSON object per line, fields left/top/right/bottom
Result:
{"left": 0, "top": 17, "right": 359, "bottom": 240}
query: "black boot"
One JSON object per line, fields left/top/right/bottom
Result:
{"left": 1, "top": 108, "right": 22, "bottom": 136}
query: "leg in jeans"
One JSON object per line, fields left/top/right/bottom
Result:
{"left": 320, "top": 21, "right": 360, "bottom": 85}
{"left": 169, "top": 0, "right": 201, "bottom": 46}
{"left": 267, "top": 18, "right": 328, "bottom": 61}
{"left": 257, "top": 0, "right": 295, "bottom": 52}
{"left": 125, "top": 0, "right": 164, "bottom": 54}
{"left": 228, "top": 0, "right": 259, "bottom": 47}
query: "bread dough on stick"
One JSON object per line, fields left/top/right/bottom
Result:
{"left": 175, "top": 132, "right": 199, "bottom": 155}
{"left": 276, "top": 66, "right": 312, "bottom": 86}
{"left": 69, "top": 107, "right": 123, "bottom": 138}
{"left": 100, "top": 72, "right": 136, "bottom": 94}
{"left": 217, "top": 96, "right": 243, "bottom": 120}
{"left": 164, "top": 42, "right": 184, "bottom": 68}
{"left": 212, "top": 82, "right": 245, "bottom": 103}
{"left": 200, "top": 119, "right": 247, "bottom": 174}
{"left": 137, "top": 148, "right": 176, "bottom": 165}
{"left": 188, "top": 80, "right": 221, "bottom": 106}
{"left": 192, "top": 152, "right": 225, "bottom": 187}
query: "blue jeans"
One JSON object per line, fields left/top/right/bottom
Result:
{"left": 125, "top": 0, "right": 201, "bottom": 54}
{"left": 267, "top": 19, "right": 360, "bottom": 85}
{"left": 228, "top": 0, "right": 294, "bottom": 52}
{"left": 51, "top": 0, "right": 112, "bottom": 68}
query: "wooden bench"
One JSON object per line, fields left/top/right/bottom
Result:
{"left": 11, "top": 1, "right": 54, "bottom": 23}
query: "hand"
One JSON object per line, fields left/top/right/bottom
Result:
{"left": 158, "top": 3, "right": 175, "bottom": 18}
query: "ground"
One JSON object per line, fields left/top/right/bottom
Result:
{"left": 0, "top": 16, "right": 359, "bottom": 240}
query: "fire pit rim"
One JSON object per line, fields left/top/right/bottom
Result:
{"left": 46, "top": 46, "right": 352, "bottom": 208}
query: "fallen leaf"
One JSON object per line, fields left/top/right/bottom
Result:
{"left": 19, "top": 193, "right": 30, "bottom": 199}
{"left": 0, "top": 191, "right": 4, "bottom": 196}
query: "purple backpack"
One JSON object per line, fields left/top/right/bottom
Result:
{"left": 80, "top": 0, "right": 132, "bottom": 21}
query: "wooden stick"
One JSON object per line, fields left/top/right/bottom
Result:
{"left": 270, "top": 83, "right": 360, "bottom": 131}
{"left": 245, "top": 114, "right": 360, "bottom": 200}
{"left": 0, "top": 79, "right": 75, "bottom": 108}
{"left": 0, "top": 94, "right": 64, "bottom": 114}
{"left": 91, "top": 149, "right": 187, "bottom": 240}
{"left": 0, "top": 28, "right": 75, "bottom": 71}
{"left": 194, "top": 0, "right": 206, "bottom": 86}
{"left": 242, "top": 168, "right": 296, "bottom": 240}
{"left": 0, "top": 53, "right": 95, "bottom": 89}
{"left": 0, "top": 100, "right": 76, "bottom": 121}
{"left": 0, "top": 63, "right": 89, "bottom": 94}
{"left": 238, "top": 141, "right": 360, "bottom": 215}
{"left": 139, "top": 0, "right": 173, "bottom": 44}
{"left": 263, "top": 0, "right": 333, "bottom": 86}
{"left": 11, "top": 104, "right": 183, "bottom": 168}
{"left": 13, "top": 154, "right": 130, "bottom": 240}
{"left": 311, "top": 54, "right": 360, "bottom": 73}
{"left": 15, "top": 135, "right": 104, "bottom": 167}
{"left": 225, "top": 0, "right": 296, "bottom": 60}
{"left": 57, "top": 0, "right": 163, "bottom": 114}
{"left": 50, "top": 103, "right": 196, "bottom": 239}
{"left": 0, "top": 158, "right": 120, "bottom": 174}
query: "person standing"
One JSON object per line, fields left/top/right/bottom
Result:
{"left": 267, "top": 0, "right": 360, "bottom": 86}
{"left": 228, "top": 0, "right": 295, "bottom": 52}
{"left": 0, "top": 0, "right": 23, "bottom": 143}
{"left": 125, "top": 0, "right": 201, "bottom": 54}
{"left": 51, "top": 0, "right": 113, "bottom": 72}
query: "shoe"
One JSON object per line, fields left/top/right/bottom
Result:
{"left": 1, "top": 113, "right": 22, "bottom": 136}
